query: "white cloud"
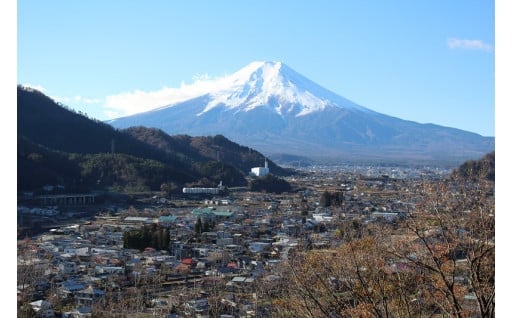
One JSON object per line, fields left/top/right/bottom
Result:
{"left": 54, "top": 96, "right": 71, "bottom": 103}
{"left": 447, "top": 38, "right": 493, "bottom": 51}
{"left": 103, "top": 75, "right": 234, "bottom": 119}
{"left": 76, "top": 96, "right": 102, "bottom": 104}
{"left": 21, "top": 84, "right": 101, "bottom": 106}
{"left": 20, "top": 83, "right": 46, "bottom": 92}
{"left": 52, "top": 95, "right": 101, "bottom": 105}
{"left": 192, "top": 73, "right": 212, "bottom": 81}
{"left": 104, "top": 110, "right": 121, "bottom": 119}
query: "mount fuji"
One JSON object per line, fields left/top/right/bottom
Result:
{"left": 107, "top": 61, "right": 494, "bottom": 166}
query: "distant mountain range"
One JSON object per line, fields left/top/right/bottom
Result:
{"left": 107, "top": 61, "right": 494, "bottom": 167}
{"left": 17, "top": 86, "right": 292, "bottom": 193}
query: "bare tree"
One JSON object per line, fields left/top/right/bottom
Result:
{"left": 389, "top": 178, "right": 494, "bottom": 317}
{"left": 272, "top": 175, "right": 494, "bottom": 318}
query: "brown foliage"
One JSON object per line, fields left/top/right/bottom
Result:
{"left": 274, "top": 176, "right": 494, "bottom": 317}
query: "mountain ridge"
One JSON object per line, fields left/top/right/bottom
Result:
{"left": 107, "top": 61, "right": 494, "bottom": 167}
{"left": 110, "top": 61, "right": 371, "bottom": 121}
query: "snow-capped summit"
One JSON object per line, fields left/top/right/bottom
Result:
{"left": 157, "top": 61, "right": 368, "bottom": 118}
{"left": 107, "top": 61, "right": 494, "bottom": 164}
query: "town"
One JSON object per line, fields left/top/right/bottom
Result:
{"left": 17, "top": 163, "right": 491, "bottom": 317}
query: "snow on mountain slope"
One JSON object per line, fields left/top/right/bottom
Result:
{"left": 152, "top": 61, "right": 371, "bottom": 118}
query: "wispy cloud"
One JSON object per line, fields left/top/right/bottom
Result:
{"left": 103, "top": 87, "right": 197, "bottom": 119}
{"left": 192, "top": 73, "right": 212, "bottom": 81}
{"left": 21, "top": 83, "right": 101, "bottom": 105}
{"left": 20, "top": 83, "right": 46, "bottom": 92}
{"left": 103, "top": 75, "right": 232, "bottom": 119}
{"left": 447, "top": 38, "right": 493, "bottom": 52}
{"left": 55, "top": 95, "right": 102, "bottom": 105}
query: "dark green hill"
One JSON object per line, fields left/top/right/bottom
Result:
{"left": 18, "top": 136, "right": 83, "bottom": 191}
{"left": 18, "top": 136, "right": 195, "bottom": 193}
{"left": 122, "top": 127, "right": 293, "bottom": 176}
{"left": 17, "top": 86, "right": 293, "bottom": 193}
{"left": 18, "top": 86, "right": 184, "bottom": 164}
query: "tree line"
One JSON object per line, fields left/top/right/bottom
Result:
{"left": 123, "top": 224, "right": 170, "bottom": 251}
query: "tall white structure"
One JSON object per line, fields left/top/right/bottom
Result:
{"left": 250, "top": 158, "right": 270, "bottom": 177}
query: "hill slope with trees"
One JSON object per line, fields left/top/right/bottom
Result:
{"left": 452, "top": 151, "right": 494, "bottom": 181}
{"left": 17, "top": 86, "right": 293, "bottom": 193}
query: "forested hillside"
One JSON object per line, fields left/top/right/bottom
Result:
{"left": 17, "top": 86, "right": 293, "bottom": 193}
{"left": 122, "top": 127, "right": 292, "bottom": 177}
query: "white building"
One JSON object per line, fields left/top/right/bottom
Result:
{"left": 250, "top": 158, "right": 270, "bottom": 177}
{"left": 183, "top": 181, "right": 224, "bottom": 194}
{"left": 182, "top": 187, "right": 220, "bottom": 194}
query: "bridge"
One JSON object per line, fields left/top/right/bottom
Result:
{"left": 36, "top": 194, "right": 98, "bottom": 205}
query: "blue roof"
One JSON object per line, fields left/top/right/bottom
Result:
{"left": 191, "top": 207, "right": 234, "bottom": 217}
{"left": 159, "top": 215, "right": 178, "bottom": 222}
{"left": 60, "top": 280, "right": 87, "bottom": 292}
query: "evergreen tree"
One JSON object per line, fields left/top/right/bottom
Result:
{"left": 195, "top": 217, "right": 203, "bottom": 235}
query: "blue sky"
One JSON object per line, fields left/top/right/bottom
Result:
{"left": 17, "top": 1, "right": 497, "bottom": 136}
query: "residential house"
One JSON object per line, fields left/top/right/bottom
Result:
{"left": 76, "top": 285, "right": 106, "bottom": 308}
{"left": 29, "top": 300, "right": 54, "bottom": 318}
